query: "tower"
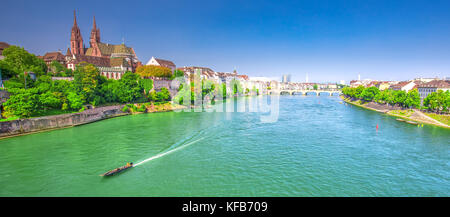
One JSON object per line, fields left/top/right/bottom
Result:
{"left": 90, "top": 16, "right": 100, "bottom": 45}
{"left": 70, "top": 10, "right": 84, "bottom": 55}
{"left": 89, "top": 16, "right": 101, "bottom": 57}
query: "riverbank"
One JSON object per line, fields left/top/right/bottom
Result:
{"left": 341, "top": 96, "right": 450, "bottom": 129}
{"left": 0, "top": 105, "right": 128, "bottom": 139}
{"left": 0, "top": 102, "right": 187, "bottom": 139}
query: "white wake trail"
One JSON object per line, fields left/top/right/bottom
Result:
{"left": 133, "top": 138, "right": 204, "bottom": 167}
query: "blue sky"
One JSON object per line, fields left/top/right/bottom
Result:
{"left": 1, "top": 0, "right": 450, "bottom": 83}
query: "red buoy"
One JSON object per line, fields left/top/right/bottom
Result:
{"left": 376, "top": 124, "right": 379, "bottom": 130}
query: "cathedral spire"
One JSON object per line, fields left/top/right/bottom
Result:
{"left": 73, "top": 10, "right": 77, "bottom": 26}
{"left": 90, "top": 15, "right": 101, "bottom": 45}
{"left": 71, "top": 9, "right": 84, "bottom": 55}
{"left": 93, "top": 15, "right": 97, "bottom": 29}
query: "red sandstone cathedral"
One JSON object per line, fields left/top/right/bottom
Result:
{"left": 63, "top": 11, "right": 141, "bottom": 79}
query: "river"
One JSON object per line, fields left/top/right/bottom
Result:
{"left": 0, "top": 95, "right": 449, "bottom": 196}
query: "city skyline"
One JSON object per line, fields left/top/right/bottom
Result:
{"left": 1, "top": 0, "right": 450, "bottom": 83}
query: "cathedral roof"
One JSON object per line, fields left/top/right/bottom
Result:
{"left": 110, "top": 57, "right": 130, "bottom": 68}
{"left": 85, "top": 43, "right": 135, "bottom": 56}
{"left": 70, "top": 54, "right": 110, "bottom": 67}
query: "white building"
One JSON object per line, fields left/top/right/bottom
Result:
{"left": 418, "top": 79, "right": 450, "bottom": 99}
{"left": 414, "top": 77, "right": 439, "bottom": 83}
{"left": 146, "top": 57, "right": 176, "bottom": 72}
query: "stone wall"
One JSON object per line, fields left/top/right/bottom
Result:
{"left": 152, "top": 77, "right": 180, "bottom": 98}
{"left": 0, "top": 105, "right": 127, "bottom": 138}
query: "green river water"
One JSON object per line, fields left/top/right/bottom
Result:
{"left": 0, "top": 96, "right": 449, "bottom": 196}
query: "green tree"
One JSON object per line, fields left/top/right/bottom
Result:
{"left": 404, "top": 89, "right": 421, "bottom": 108}
{"left": 98, "top": 79, "right": 120, "bottom": 103}
{"left": 157, "top": 87, "right": 171, "bottom": 102}
{"left": 0, "top": 45, "right": 47, "bottom": 77}
{"left": 49, "top": 61, "right": 73, "bottom": 77}
{"left": 360, "top": 86, "right": 380, "bottom": 102}
{"left": 139, "top": 78, "right": 153, "bottom": 95}
{"left": 170, "top": 69, "right": 185, "bottom": 80}
{"left": 49, "top": 61, "right": 65, "bottom": 74}
{"left": 39, "top": 92, "right": 62, "bottom": 110}
{"left": 3, "top": 88, "right": 40, "bottom": 117}
{"left": 67, "top": 92, "right": 84, "bottom": 110}
{"left": 35, "top": 75, "right": 53, "bottom": 92}
{"left": 116, "top": 72, "right": 144, "bottom": 103}
{"left": 354, "top": 86, "right": 365, "bottom": 99}
{"left": 393, "top": 90, "right": 407, "bottom": 107}
{"left": 221, "top": 83, "right": 227, "bottom": 99}
{"left": 3, "top": 73, "right": 35, "bottom": 89}
{"left": 73, "top": 64, "right": 100, "bottom": 104}
{"left": 136, "top": 65, "right": 172, "bottom": 78}
{"left": 230, "top": 79, "right": 243, "bottom": 95}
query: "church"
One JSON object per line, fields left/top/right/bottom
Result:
{"left": 65, "top": 11, "right": 141, "bottom": 79}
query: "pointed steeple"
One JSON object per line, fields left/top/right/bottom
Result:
{"left": 92, "top": 15, "right": 97, "bottom": 29}
{"left": 73, "top": 10, "right": 77, "bottom": 26}
{"left": 66, "top": 47, "right": 72, "bottom": 56}
{"left": 71, "top": 9, "right": 84, "bottom": 55}
{"left": 90, "top": 15, "right": 101, "bottom": 45}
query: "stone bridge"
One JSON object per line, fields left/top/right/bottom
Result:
{"left": 268, "top": 89, "right": 341, "bottom": 96}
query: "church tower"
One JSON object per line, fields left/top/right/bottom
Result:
{"left": 90, "top": 16, "right": 100, "bottom": 44}
{"left": 89, "top": 16, "right": 101, "bottom": 57}
{"left": 70, "top": 10, "right": 84, "bottom": 55}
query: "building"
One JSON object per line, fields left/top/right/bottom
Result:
{"left": 350, "top": 80, "right": 362, "bottom": 87}
{"left": 389, "top": 81, "right": 420, "bottom": 92}
{"left": 38, "top": 51, "right": 66, "bottom": 68}
{"left": 146, "top": 57, "right": 176, "bottom": 72}
{"left": 366, "top": 81, "right": 380, "bottom": 87}
{"left": 327, "top": 83, "right": 338, "bottom": 89}
{"left": 282, "top": 74, "right": 291, "bottom": 83}
{"left": 178, "top": 66, "right": 216, "bottom": 83}
{"left": 65, "top": 11, "right": 140, "bottom": 79}
{"left": 418, "top": 79, "right": 450, "bottom": 99}
{"left": 376, "top": 81, "right": 391, "bottom": 90}
{"left": 414, "top": 77, "right": 438, "bottom": 83}
{"left": 0, "top": 42, "right": 10, "bottom": 60}
{"left": 389, "top": 81, "right": 409, "bottom": 91}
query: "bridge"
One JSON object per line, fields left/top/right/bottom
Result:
{"left": 268, "top": 89, "right": 341, "bottom": 96}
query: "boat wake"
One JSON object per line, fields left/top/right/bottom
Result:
{"left": 132, "top": 126, "right": 212, "bottom": 167}
{"left": 133, "top": 137, "right": 204, "bottom": 167}
{"left": 133, "top": 121, "right": 223, "bottom": 167}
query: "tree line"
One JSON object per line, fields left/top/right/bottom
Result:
{"left": 342, "top": 85, "right": 450, "bottom": 113}
{"left": 172, "top": 72, "right": 250, "bottom": 106}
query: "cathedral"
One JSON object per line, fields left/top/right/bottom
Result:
{"left": 65, "top": 11, "right": 141, "bottom": 79}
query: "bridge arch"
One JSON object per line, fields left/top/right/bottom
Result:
{"left": 305, "top": 91, "right": 317, "bottom": 96}
{"left": 318, "top": 92, "right": 330, "bottom": 96}
{"left": 330, "top": 92, "right": 340, "bottom": 96}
